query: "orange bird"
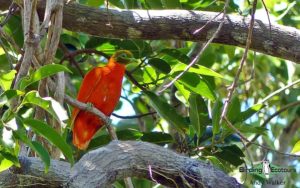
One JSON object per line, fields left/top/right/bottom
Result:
{"left": 71, "top": 50, "right": 135, "bottom": 150}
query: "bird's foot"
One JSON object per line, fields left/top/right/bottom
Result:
{"left": 85, "top": 102, "right": 94, "bottom": 111}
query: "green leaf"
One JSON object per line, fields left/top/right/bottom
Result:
{"left": 145, "top": 0, "right": 163, "bottom": 9}
{"left": 214, "top": 145, "right": 244, "bottom": 167}
{"left": 177, "top": 72, "right": 216, "bottom": 101}
{"left": 148, "top": 58, "right": 171, "bottom": 74}
{"left": 238, "top": 103, "right": 265, "bottom": 122}
{"left": 188, "top": 93, "right": 209, "bottom": 138}
{"left": 0, "top": 158, "right": 13, "bottom": 172}
{"left": 0, "top": 150, "right": 20, "bottom": 167}
{"left": 161, "top": 0, "right": 181, "bottom": 8}
{"left": 86, "top": 0, "right": 104, "bottom": 7}
{"left": 124, "top": 0, "right": 135, "bottom": 8}
{"left": 117, "top": 129, "right": 143, "bottom": 140}
{"left": 145, "top": 91, "right": 188, "bottom": 133}
{"left": 23, "top": 119, "right": 74, "bottom": 165}
{"left": 117, "top": 40, "right": 140, "bottom": 58}
{"left": 141, "top": 132, "right": 173, "bottom": 144}
{"left": 291, "top": 140, "right": 300, "bottom": 154}
{"left": 174, "top": 82, "right": 190, "bottom": 102}
{"left": 20, "top": 91, "right": 67, "bottom": 122}
{"left": 205, "top": 156, "right": 226, "bottom": 172}
{"left": 226, "top": 95, "right": 241, "bottom": 124}
{"left": 88, "top": 134, "right": 111, "bottom": 150}
{"left": 88, "top": 129, "right": 143, "bottom": 150}
{"left": 18, "top": 64, "right": 71, "bottom": 90}
{"left": 171, "top": 63, "right": 223, "bottom": 78}
{"left": 0, "top": 70, "right": 16, "bottom": 91}
{"left": 31, "top": 141, "right": 51, "bottom": 172}
{"left": 236, "top": 123, "right": 268, "bottom": 135}
{"left": 212, "top": 100, "right": 222, "bottom": 135}
{"left": 160, "top": 49, "right": 190, "bottom": 64}
{"left": 13, "top": 119, "right": 51, "bottom": 172}
{"left": 0, "top": 90, "right": 24, "bottom": 107}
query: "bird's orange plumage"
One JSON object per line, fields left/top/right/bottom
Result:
{"left": 71, "top": 51, "right": 132, "bottom": 150}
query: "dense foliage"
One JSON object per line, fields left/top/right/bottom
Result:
{"left": 0, "top": 0, "right": 299, "bottom": 187}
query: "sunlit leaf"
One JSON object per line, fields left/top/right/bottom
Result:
{"left": 0, "top": 150, "right": 20, "bottom": 167}
{"left": 18, "top": 64, "right": 71, "bottom": 90}
{"left": 0, "top": 158, "right": 13, "bottom": 172}
{"left": 171, "top": 63, "right": 223, "bottom": 78}
{"left": 176, "top": 72, "right": 216, "bottom": 101}
{"left": 0, "top": 70, "right": 16, "bottom": 91}
{"left": 291, "top": 140, "right": 300, "bottom": 154}
{"left": 20, "top": 91, "right": 68, "bottom": 122}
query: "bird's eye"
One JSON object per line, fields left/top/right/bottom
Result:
{"left": 120, "top": 53, "right": 127, "bottom": 58}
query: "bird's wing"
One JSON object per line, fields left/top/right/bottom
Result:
{"left": 71, "top": 67, "right": 103, "bottom": 128}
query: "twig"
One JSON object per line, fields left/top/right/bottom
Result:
{"left": 223, "top": 117, "right": 300, "bottom": 158}
{"left": 112, "top": 111, "right": 156, "bottom": 119}
{"left": 259, "top": 79, "right": 300, "bottom": 104}
{"left": 220, "top": 0, "right": 257, "bottom": 124}
{"left": 158, "top": 0, "right": 230, "bottom": 94}
{"left": 63, "top": 94, "right": 109, "bottom": 125}
{"left": 245, "top": 100, "right": 300, "bottom": 148}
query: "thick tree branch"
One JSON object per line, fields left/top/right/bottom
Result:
{"left": 1, "top": 1, "right": 300, "bottom": 63}
{"left": 0, "top": 141, "right": 241, "bottom": 188}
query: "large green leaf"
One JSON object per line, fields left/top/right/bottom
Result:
{"left": 18, "top": 64, "right": 71, "bottom": 90}
{"left": 237, "top": 103, "right": 265, "bottom": 123}
{"left": 214, "top": 145, "right": 245, "bottom": 167}
{"left": 0, "top": 70, "right": 16, "bottom": 91}
{"left": 141, "top": 132, "right": 173, "bottom": 144}
{"left": 145, "top": 91, "right": 188, "bottom": 133}
{"left": 188, "top": 93, "right": 209, "bottom": 138}
{"left": 20, "top": 91, "right": 67, "bottom": 122}
{"left": 171, "top": 63, "right": 223, "bottom": 78}
{"left": 212, "top": 100, "right": 222, "bottom": 135}
{"left": 160, "top": 49, "right": 190, "bottom": 64}
{"left": 177, "top": 72, "right": 216, "bottom": 101}
{"left": 148, "top": 58, "right": 171, "bottom": 74}
{"left": 13, "top": 117, "right": 51, "bottom": 172}
{"left": 0, "top": 157, "right": 13, "bottom": 172}
{"left": 23, "top": 119, "right": 74, "bottom": 165}
{"left": 226, "top": 95, "right": 241, "bottom": 124}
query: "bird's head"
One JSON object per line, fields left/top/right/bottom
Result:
{"left": 112, "top": 50, "right": 136, "bottom": 65}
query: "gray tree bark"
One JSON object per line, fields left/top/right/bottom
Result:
{"left": 0, "top": 141, "right": 241, "bottom": 188}
{"left": 0, "top": 0, "right": 300, "bottom": 63}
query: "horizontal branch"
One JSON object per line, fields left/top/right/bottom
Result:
{"left": 67, "top": 141, "right": 241, "bottom": 188}
{"left": 0, "top": 141, "right": 241, "bottom": 187}
{"left": 1, "top": 0, "right": 300, "bottom": 63}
